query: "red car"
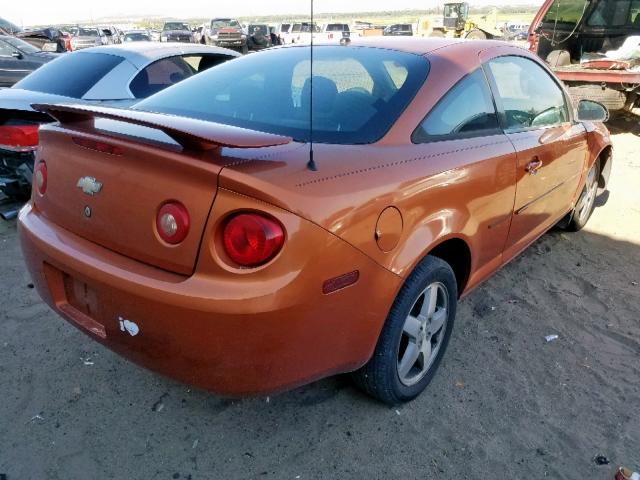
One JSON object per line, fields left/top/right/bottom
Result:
{"left": 528, "top": 0, "right": 640, "bottom": 111}
{"left": 19, "top": 39, "right": 612, "bottom": 404}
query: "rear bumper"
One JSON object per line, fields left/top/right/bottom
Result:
{"left": 19, "top": 202, "right": 400, "bottom": 396}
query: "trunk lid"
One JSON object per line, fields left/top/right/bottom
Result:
{"left": 32, "top": 104, "right": 292, "bottom": 275}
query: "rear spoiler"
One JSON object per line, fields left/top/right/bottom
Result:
{"left": 31, "top": 103, "right": 293, "bottom": 151}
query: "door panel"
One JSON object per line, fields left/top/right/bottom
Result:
{"left": 481, "top": 53, "right": 589, "bottom": 260}
{"left": 504, "top": 123, "right": 587, "bottom": 259}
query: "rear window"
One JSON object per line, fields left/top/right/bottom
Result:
{"left": 135, "top": 46, "right": 429, "bottom": 145}
{"left": 587, "top": 0, "right": 640, "bottom": 26}
{"left": 124, "top": 33, "right": 150, "bottom": 42}
{"left": 249, "top": 25, "right": 269, "bottom": 35}
{"left": 541, "top": 0, "right": 589, "bottom": 27}
{"left": 130, "top": 56, "right": 195, "bottom": 98}
{"left": 14, "top": 52, "right": 124, "bottom": 99}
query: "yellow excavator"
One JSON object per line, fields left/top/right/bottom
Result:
{"left": 418, "top": 2, "right": 503, "bottom": 40}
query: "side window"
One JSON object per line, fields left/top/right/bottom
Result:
{"left": 130, "top": 56, "right": 195, "bottom": 99}
{"left": 183, "top": 54, "right": 232, "bottom": 73}
{"left": 413, "top": 69, "right": 499, "bottom": 142}
{"left": 487, "top": 56, "right": 569, "bottom": 130}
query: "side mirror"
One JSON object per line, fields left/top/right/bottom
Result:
{"left": 11, "top": 51, "right": 23, "bottom": 59}
{"left": 576, "top": 99, "right": 609, "bottom": 122}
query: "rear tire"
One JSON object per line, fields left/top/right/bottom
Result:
{"left": 352, "top": 256, "right": 457, "bottom": 405}
{"left": 566, "top": 159, "right": 600, "bottom": 232}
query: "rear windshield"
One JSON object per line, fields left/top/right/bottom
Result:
{"left": 250, "top": 25, "right": 269, "bottom": 35}
{"left": 125, "top": 33, "right": 150, "bottom": 41}
{"left": 326, "top": 24, "right": 349, "bottom": 32}
{"left": 14, "top": 52, "right": 124, "bottom": 98}
{"left": 135, "top": 46, "right": 429, "bottom": 145}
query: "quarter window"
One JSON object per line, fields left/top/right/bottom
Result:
{"left": 486, "top": 56, "right": 569, "bottom": 130}
{"left": 413, "top": 69, "right": 499, "bottom": 142}
{"left": 130, "top": 56, "right": 195, "bottom": 99}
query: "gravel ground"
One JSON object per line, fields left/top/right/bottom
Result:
{"left": 0, "top": 115, "right": 638, "bottom": 480}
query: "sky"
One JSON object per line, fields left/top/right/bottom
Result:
{"left": 3, "top": 0, "right": 543, "bottom": 27}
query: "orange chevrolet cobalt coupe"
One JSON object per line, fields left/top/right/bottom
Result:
{"left": 19, "top": 39, "right": 612, "bottom": 404}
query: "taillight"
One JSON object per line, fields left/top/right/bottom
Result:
{"left": 156, "top": 202, "right": 190, "bottom": 245}
{"left": 223, "top": 213, "right": 285, "bottom": 267}
{"left": 0, "top": 125, "right": 39, "bottom": 152}
{"left": 35, "top": 161, "right": 47, "bottom": 195}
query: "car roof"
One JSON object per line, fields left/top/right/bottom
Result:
{"left": 75, "top": 43, "right": 240, "bottom": 69}
{"left": 278, "top": 37, "right": 470, "bottom": 55}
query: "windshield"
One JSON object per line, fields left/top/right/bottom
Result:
{"left": 164, "top": 23, "right": 189, "bottom": 31}
{"left": 211, "top": 19, "right": 241, "bottom": 29}
{"left": 73, "top": 27, "right": 99, "bottom": 37}
{"left": 3, "top": 36, "right": 40, "bottom": 54}
{"left": 15, "top": 52, "right": 123, "bottom": 98}
{"left": 541, "top": 0, "right": 590, "bottom": 26}
{"left": 135, "top": 46, "right": 429, "bottom": 145}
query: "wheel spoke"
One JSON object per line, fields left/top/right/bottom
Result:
{"left": 403, "top": 315, "right": 421, "bottom": 340}
{"left": 420, "top": 285, "right": 439, "bottom": 319}
{"left": 419, "top": 339, "right": 432, "bottom": 368}
{"left": 429, "top": 308, "right": 447, "bottom": 335}
{"left": 398, "top": 342, "right": 419, "bottom": 379}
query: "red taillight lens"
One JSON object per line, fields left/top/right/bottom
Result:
{"left": 156, "top": 202, "right": 190, "bottom": 245}
{"left": 223, "top": 213, "right": 285, "bottom": 267}
{"left": 0, "top": 125, "right": 39, "bottom": 152}
{"left": 35, "top": 161, "right": 47, "bottom": 195}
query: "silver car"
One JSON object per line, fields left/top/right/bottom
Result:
{"left": 69, "top": 26, "right": 111, "bottom": 50}
{"left": 0, "top": 42, "right": 240, "bottom": 199}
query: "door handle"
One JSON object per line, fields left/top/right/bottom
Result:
{"left": 526, "top": 157, "right": 543, "bottom": 175}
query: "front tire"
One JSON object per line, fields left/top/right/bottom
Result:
{"left": 566, "top": 159, "right": 600, "bottom": 231}
{"left": 465, "top": 29, "right": 487, "bottom": 39}
{"left": 352, "top": 256, "right": 457, "bottom": 405}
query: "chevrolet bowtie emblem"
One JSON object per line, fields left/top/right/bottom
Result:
{"left": 77, "top": 177, "right": 103, "bottom": 196}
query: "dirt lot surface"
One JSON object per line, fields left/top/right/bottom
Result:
{"left": 1, "top": 116, "right": 639, "bottom": 480}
